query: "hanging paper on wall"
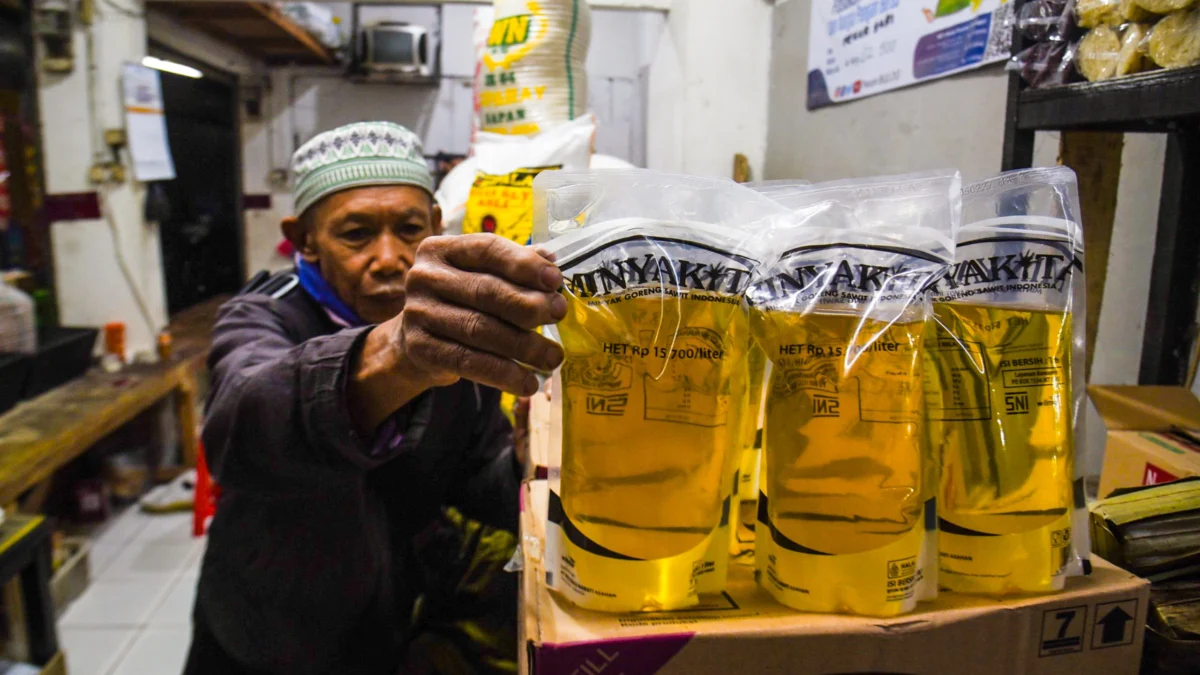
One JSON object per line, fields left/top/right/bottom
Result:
{"left": 121, "top": 63, "right": 176, "bottom": 181}
{"left": 807, "top": 0, "right": 1014, "bottom": 109}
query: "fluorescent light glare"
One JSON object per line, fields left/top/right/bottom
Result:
{"left": 142, "top": 56, "right": 203, "bottom": 79}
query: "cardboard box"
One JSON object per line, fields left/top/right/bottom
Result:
{"left": 1090, "top": 385, "right": 1200, "bottom": 499}
{"left": 519, "top": 481, "right": 1149, "bottom": 675}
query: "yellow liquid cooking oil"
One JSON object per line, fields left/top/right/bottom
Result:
{"left": 550, "top": 290, "right": 748, "bottom": 611}
{"left": 752, "top": 309, "right": 930, "bottom": 617}
{"left": 926, "top": 304, "right": 1074, "bottom": 595}
{"left": 731, "top": 344, "right": 767, "bottom": 562}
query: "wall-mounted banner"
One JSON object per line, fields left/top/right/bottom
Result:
{"left": 807, "top": 0, "right": 1013, "bottom": 109}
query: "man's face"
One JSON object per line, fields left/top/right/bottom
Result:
{"left": 287, "top": 185, "right": 443, "bottom": 325}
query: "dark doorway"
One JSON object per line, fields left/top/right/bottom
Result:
{"left": 155, "top": 53, "right": 242, "bottom": 314}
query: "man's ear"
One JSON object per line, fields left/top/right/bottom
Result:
{"left": 281, "top": 215, "right": 318, "bottom": 262}
{"left": 430, "top": 203, "right": 444, "bottom": 237}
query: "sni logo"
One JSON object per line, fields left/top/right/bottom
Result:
{"left": 812, "top": 395, "right": 840, "bottom": 418}
{"left": 586, "top": 394, "right": 628, "bottom": 416}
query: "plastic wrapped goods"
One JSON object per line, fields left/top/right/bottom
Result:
{"left": 747, "top": 171, "right": 962, "bottom": 617}
{"left": 926, "top": 167, "right": 1091, "bottom": 596}
{"left": 533, "top": 170, "right": 784, "bottom": 612}
{"left": 1008, "top": 40, "right": 1079, "bottom": 88}
{"left": 1077, "top": 0, "right": 1161, "bottom": 24}
{"left": 0, "top": 280, "right": 35, "bottom": 354}
{"left": 1077, "top": 0, "right": 1124, "bottom": 26}
{"left": 462, "top": 115, "right": 595, "bottom": 245}
{"left": 1149, "top": 7, "right": 1200, "bottom": 68}
{"left": 1019, "top": 0, "right": 1075, "bottom": 41}
{"left": 1122, "top": 0, "right": 1161, "bottom": 20}
{"left": 479, "top": 0, "right": 591, "bottom": 135}
{"left": 1118, "top": 22, "right": 1155, "bottom": 73}
{"left": 1134, "top": 0, "right": 1196, "bottom": 13}
{"left": 1077, "top": 23, "right": 1153, "bottom": 80}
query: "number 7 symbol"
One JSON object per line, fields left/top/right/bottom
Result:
{"left": 1056, "top": 610, "right": 1076, "bottom": 639}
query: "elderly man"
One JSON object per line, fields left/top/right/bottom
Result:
{"left": 184, "top": 122, "right": 564, "bottom": 674}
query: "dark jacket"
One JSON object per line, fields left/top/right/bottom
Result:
{"left": 185, "top": 273, "right": 520, "bottom": 675}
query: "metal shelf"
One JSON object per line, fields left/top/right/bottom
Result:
{"left": 1017, "top": 66, "right": 1200, "bottom": 132}
{"left": 1002, "top": 0, "right": 1200, "bottom": 386}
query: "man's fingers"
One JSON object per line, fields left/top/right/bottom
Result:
{"left": 413, "top": 264, "right": 566, "bottom": 330}
{"left": 418, "top": 303, "right": 564, "bottom": 373}
{"left": 441, "top": 234, "right": 563, "bottom": 292}
{"left": 406, "top": 332, "right": 540, "bottom": 396}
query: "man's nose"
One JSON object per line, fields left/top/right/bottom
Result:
{"left": 371, "top": 234, "right": 411, "bottom": 278}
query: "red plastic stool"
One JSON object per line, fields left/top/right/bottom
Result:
{"left": 193, "top": 440, "right": 221, "bottom": 537}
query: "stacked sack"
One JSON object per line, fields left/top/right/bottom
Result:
{"left": 478, "top": 0, "right": 591, "bottom": 136}
{"left": 439, "top": 0, "right": 597, "bottom": 241}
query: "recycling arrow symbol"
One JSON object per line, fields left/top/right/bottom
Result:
{"left": 1098, "top": 606, "right": 1133, "bottom": 644}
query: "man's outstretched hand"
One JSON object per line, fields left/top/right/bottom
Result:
{"left": 349, "top": 234, "right": 566, "bottom": 436}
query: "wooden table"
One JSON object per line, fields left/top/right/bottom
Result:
{"left": 0, "top": 297, "right": 223, "bottom": 509}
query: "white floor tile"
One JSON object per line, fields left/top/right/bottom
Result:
{"left": 87, "top": 542, "right": 124, "bottom": 579}
{"left": 93, "top": 509, "right": 151, "bottom": 549}
{"left": 110, "top": 627, "right": 192, "bottom": 675}
{"left": 99, "top": 541, "right": 203, "bottom": 583}
{"left": 59, "top": 627, "right": 137, "bottom": 675}
{"left": 135, "top": 514, "right": 195, "bottom": 546}
{"left": 149, "top": 574, "right": 198, "bottom": 627}
{"left": 183, "top": 542, "right": 205, "bottom": 573}
{"left": 59, "top": 579, "right": 174, "bottom": 629}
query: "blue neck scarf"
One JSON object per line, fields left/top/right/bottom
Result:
{"left": 295, "top": 256, "right": 366, "bottom": 328}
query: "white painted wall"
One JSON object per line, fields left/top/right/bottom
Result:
{"left": 40, "top": 1, "right": 169, "bottom": 358}
{"left": 237, "top": 5, "right": 658, "bottom": 276}
{"left": 764, "top": 0, "right": 1167, "bottom": 476}
{"left": 645, "top": 0, "right": 773, "bottom": 180}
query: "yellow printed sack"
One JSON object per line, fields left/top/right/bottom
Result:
{"left": 463, "top": 115, "right": 594, "bottom": 245}
{"left": 480, "top": 0, "right": 591, "bottom": 135}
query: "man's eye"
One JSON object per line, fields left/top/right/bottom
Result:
{"left": 341, "top": 228, "right": 371, "bottom": 242}
{"left": 400, "top": 223, "right": 427, "bottom": 237}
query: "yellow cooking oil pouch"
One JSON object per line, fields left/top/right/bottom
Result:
{"left": 730, "top": 347, "right": 768, "bottom": 563}
{"left": 925, "top": 167, "right": 1089, "bottom": 596}
{"left": 747, "top": 171, "right": 961, "bottom": 616}
{"left": 532, "top": 169, "right": 783, "bottom": 612}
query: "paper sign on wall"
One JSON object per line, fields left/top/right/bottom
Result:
{"left": 121, "top": 63, "right": 176, "bottom": 181}
{"left": 807, "top": 0, "right": 1014, "bottom": 109}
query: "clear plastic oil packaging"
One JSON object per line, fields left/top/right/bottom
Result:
{"left": 924, "top": 166, "right": 1090, "bottom": 596}
{"left": 532, "top": 169, "right": 784, "bottom": 612}
{"left": 730, "top": 347, "right": 768, "bottom": 564}
{"left": 746, "top": 171, "right": 961, "bottom": 617}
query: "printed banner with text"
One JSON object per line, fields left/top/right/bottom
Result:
{"left": 807, "top": 0, "right": 1014, "bottom": 109}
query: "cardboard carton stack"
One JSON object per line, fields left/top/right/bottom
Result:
{"left": 518, "top": 481, "right": 1149, "bottom": 675}
{"left": 1091, "top": 385, "right": 1200, "bottom": 499}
